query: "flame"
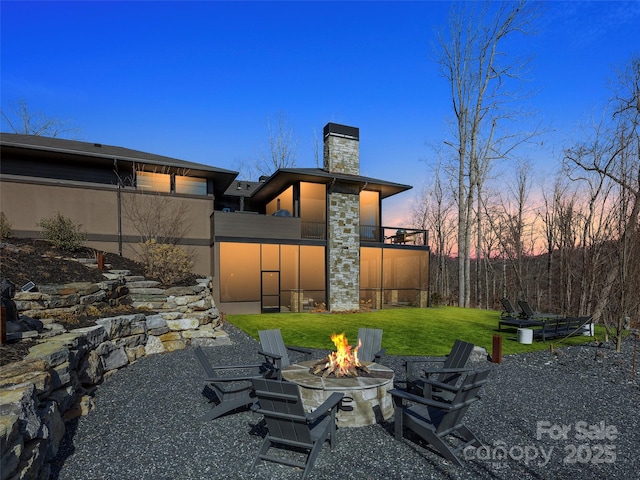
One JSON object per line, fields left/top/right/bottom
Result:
{"left": 325, "top": 332, "right": 362, "bottom": 377}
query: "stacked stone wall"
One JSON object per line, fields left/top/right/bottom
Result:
{"left": 0, "top": 275, "right": 227, "bottom": 480}
{"left": 327, "top": 192, "right": 360, "bottom": 311}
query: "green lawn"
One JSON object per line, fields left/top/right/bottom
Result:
{"left": 227, "top": 306, "right": 601, "bottom": 357}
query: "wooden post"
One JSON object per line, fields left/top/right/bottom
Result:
{"left": 97, "top": 252, "right": 105, "bottom": 271}
{"left": 492, "top": 334, "right": 502, "bottom": 364}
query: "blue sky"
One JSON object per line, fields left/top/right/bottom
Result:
{"left": 2, "top": 1, "right": 639, "bottom": 225}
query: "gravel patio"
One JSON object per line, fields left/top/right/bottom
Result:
{"left": 51, "top": 324, "right": 639, "bottom": 480}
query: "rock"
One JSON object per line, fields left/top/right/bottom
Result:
{"left": 166, "top": 318, "right": 199, "bottom": 331}
{"left": 101, "top": 347, "right": 129, "bottom": 371}
{"left": 125, "top": 345, "right": 146, "bottom": 363}
{"left": 47, "top": 386, "right": 76, "bottom": 415}
{"left": 162, "top": 340, "right": 186, "bottom": 352}
{"left": 25, "top": 343, "right": 70, "bottom": 368}
{"left": 95, "top": 314, "right": 145, "bottom": 339}
{"left": 37, "top": 401, "right": 65, "bottom": 460}
{"left": 78, "top": 350, "right": 104, "bottom": 386}
{"left": 15, "top": 438, "right": 47, "bottom": 480}
{"left": 0, "top": 413, "right": 21, "bottom": 454}
{"left": 69, "top": 325, "right": 108, "bottom": 348}
{"left": 0, "top": 384, "right": 41, "bottom": 441}
{"left": 0, "top": 360, "right": 51, "bottom": 397}
{"left": 50, "top": 362, "right": 71, "bottom": 390}
{"left": 144, "top": 336, "right": 165, "bottom": 355}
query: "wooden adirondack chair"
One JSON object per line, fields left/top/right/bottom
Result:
{"left": 390, "top": 369, "right": 491, "bottom": 466}
{"left": 405, "top": 339, "right": 475, "bottom": 401}
{"left": 357, "top": 327, "right": 386, "bottom": 363}
{"left": 250, "top": 378, "right": 344, "bottom": 480}
{"left": 194, "top": 346, "right": 271, "bottom": 422}
{"left": 258, "top": 329, "right": 312, "bottom": 380}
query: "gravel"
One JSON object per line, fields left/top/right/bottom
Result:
{"left": 51, "top": 325, "right": 640, "bottom": 480}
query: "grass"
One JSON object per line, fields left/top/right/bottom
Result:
{"left": 226, "top": 306, "right": 602, "bottom": 357}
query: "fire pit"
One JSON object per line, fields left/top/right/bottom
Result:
{"left": 281, "top": 333, "right": 394, "bottom": 427}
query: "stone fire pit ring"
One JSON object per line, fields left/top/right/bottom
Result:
{"left": 281, "top": 360, "right": 394, "bottom": 427}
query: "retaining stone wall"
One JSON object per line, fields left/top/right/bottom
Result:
{"left": 0, "top": 273, "right": 228, "bottom": 480}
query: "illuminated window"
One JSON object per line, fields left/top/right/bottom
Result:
{"left": 300, "top": 182, "right": 326, "bottom": 239}
{"left": 360, "top": 190, "right": 379, "bottom": 240}
{"left": 266, "top": 186, "right": 294, "bottom": 216}
{"left": 136, "top": 171, "right": 170, "bottom": 192}
{"left": 175, "top": 175, "right": 207, "bottom": 195}
{"left": 219, "top": 243, "right": 260, "bottom": 302}
{"left": 360, "top": 247, "right": 382, "bottom": 290}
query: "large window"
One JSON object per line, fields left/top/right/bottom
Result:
{"left": 360, "top": 246, "right": 429, "bottom": 307}
{"left": 300, "top": 182, "right": 326, "bottom": 239}
{"left": 137, "top": 171, "right": 207, "bottom": 195}
{"left": 175, "top": 175, "right": 207, "bottom": 195}
{"left": 219, "top": 243, "right": 260, "bottom": 302}
{"left": 219, "top": 242, "right": 325, "bottom": 308}
{"left": 266, "top": 186, "right": 294, "bottom": 216}
{"left": 136, "top": 171, "right": 170, "bottom": 192}
{"left": 360, "top": 190, "right": 380, "bottom": 241}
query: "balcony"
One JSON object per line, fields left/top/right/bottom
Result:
{"left": 361, "top": 225, "right": 429, "bottom": 247}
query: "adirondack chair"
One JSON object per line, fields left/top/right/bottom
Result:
{"left": 251, "top": 378, "right": 344, "bottom": 480}
{"left": 390, "top": 369, "right": 491, "bottom": 466}
{"left": 405, "top": 339, "right": 475, "bottom": 401}
{"left": 258, "top": 329, "right": 312, "bottom": 380}
{"left": 357, "top": 327, "right": 386, "bottom": 363}
{"left": 194, "top": 346, "right": 271, "bottom": 422}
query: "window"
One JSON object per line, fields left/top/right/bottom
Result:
{"left": 360, "top": 190, "right": 379, "bottom": 241}
{"left": 175, "top": 175, "right": 207, "bottom": 195}
{"left": 219, "top": 243, "right": 260, "bottom": 302}
{"left": 136, "top": 171, "right": 170, "bottom": 192}
{"left": 266, "top": 186, "right": 294, "bottom": 216}
{"left": 300, "top": 182, "right": 326, "bottom": 239}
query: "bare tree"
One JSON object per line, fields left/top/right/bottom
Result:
{"left": 564, "top": 54, "right": 640, "bottom": 351}
{"left": 1, "top": 98, "right": 79, "bottom": 138}
{"left": 435, "top": 0, "right": 541, "bottom": 307}
{"left": 255, "top": 111, "right": 298, "bottom": 177}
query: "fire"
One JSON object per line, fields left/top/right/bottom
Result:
{"left": 312, "top": 332, "right": 369, "bottom": 378}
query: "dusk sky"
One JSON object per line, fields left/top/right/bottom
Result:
{"left": 2, "top": 1, "right": 639, "bottom": 225}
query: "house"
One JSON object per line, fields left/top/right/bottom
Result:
{"left": 0, "top": 123, "right": 430, "bottom": 314}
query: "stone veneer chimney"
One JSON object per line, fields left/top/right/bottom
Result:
{"left": 323, "top": 123, "right": 360, "bottom": 312}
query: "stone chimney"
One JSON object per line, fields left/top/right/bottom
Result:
{"left": 323, "top": 123, "right": 360, "bottom": 312}
{"left": 323, "top": 123, "right": 359, "bottom": 175}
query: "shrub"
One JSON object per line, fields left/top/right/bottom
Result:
{"left": 37, "top": 212, "right": 87, "bottom": 251}
{"left": 0, "top": 212, "right": 12, "bottom": 239}
{"left": 139, "top": 239, "right": 194, "bottom": 286}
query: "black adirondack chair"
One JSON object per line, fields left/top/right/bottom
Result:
{"left": 405, "top": 339, "right": 475, "bottom": 401}
{"left": 258, "top": 329, "right": 312, "bottom": 380}
{"left": 194, "top": 346, "right": 271, "bottom": 422}
{"left": 357, "top": 327, "right": 386, "bottom": 363}
{"left": 390, "top": 369, "right": 491, "bottom": 466}
{"left": 251, "top": 378, "right": 344, "bottom": 480}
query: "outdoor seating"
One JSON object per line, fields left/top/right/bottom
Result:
{"left": 193, "top": 346, "right": 272, "bottom": 422}
{"left": 498, "top": 298, "right": 546, "bottom": 331}
{"left": 258, "top": 329, "right": 312, "bottom": 380}
{"left": 389, "top": 369, "right": 491, "bottom": 466}
{"left": 357, "top": 327, "right": 386, "bottom": 363}
{"left": 533, "top": 315, "right": 593, "bottom": 341}
{"left": 250, "top": 378, "right": 344, "bottom": 480}
{"left": 405, "top": 339, "right": 474, "bottom": 401}
{"left": 500, "top": 297, "right": 523, "bottom": 318}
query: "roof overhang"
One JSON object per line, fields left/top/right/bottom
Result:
{"left": 250, "top": 168, "right": 412, "bottom": 202}
{"left": 0, "top": 133, "right": 239, "bottom": 196}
